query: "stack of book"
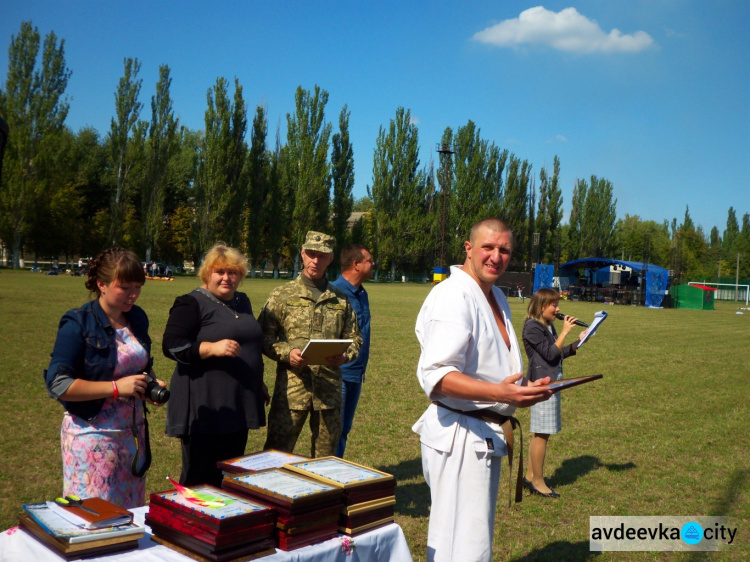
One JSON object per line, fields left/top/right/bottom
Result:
{"left": 285, "top": 457, "right": 397, "bottom": 536}
{"left": 217, "top": 449, "right": 309, "bottom": 477}
{"left": 223, "top": 468, "right": 342, "bottom": 551}
{"left": 19, "top": 502, "right": 143, "bottom": 559}
{"left": 147, "top": 485, "right": 276, "bottom": 561}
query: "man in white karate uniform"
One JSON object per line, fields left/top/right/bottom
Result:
{"left": 413, "top": 218, "right": 553, "bottom": 562}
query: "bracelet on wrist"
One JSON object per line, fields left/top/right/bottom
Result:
{"left": 111, "top": 380, "right": 119, "bottom": 400}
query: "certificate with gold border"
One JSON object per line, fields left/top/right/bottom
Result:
{"left": 223, "top": 468, "right": 340, "bottom": 506}
{"left": 284, "top": 457, "right": 393, "bottom": 489}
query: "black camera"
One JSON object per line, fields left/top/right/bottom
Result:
{"left": 144, "top": 372, "right": 170, "bottom": 404}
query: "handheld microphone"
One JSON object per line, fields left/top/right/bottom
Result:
{"left": 555, "top": 312, "right": 589, "bottom": 328}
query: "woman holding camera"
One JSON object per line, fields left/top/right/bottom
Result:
{"left": 44, "top": 248, "right": 166, "bottom": 507}
{"left": 163, "top": 243, "right": 269, "bottom": 487}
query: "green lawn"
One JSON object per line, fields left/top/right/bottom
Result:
{"left": 0, "top": 271, "right": 748, "bottom": 560}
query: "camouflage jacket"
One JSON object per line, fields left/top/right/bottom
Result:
{"left": 258, "top": 275, "right": 362, "bottom": 409}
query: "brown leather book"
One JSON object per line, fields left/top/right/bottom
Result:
{"left": 50, "top": 497, "right": 133, "bottom": 529}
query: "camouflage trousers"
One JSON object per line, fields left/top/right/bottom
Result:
{"left": 264, "top": 405, "right": 341, "bottom": 458}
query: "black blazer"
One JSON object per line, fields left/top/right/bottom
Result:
{"left": 522, "top": 319, "right": 577, "bottom": 382}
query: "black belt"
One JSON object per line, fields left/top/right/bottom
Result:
{"left": 434, "top": 401, "right": 524, "bottom": 507}
{"left": 434, "top": 401, "right": 510, "bottom": 425}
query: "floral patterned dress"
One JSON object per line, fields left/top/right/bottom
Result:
{"left": 60, "top": 327, "right": 148, "bottom": 508}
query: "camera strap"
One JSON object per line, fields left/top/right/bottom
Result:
{"left": 130, "top": 400, "right": 152, "bottom": 478}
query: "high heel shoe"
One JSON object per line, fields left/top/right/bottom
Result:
{"left": 522, "top": 477, "right": 532, "bottom": 490}
{"left": 528, "top": 482, "right": 560, "bottom": 499}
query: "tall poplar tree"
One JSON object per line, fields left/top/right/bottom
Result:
{"left": 266, "top": 125, "right": 288, "bottom": 277}
{"left": 195, "top": 77, "right": 247, "bottom": 255}
{"left": 568, "top": 175, "right": 617, "bottom": 258}
{"left": 330, "top": 104, "right": 354, "bottom": 270}
{"left": 500, "top": 155, "right": 531, "bottom": 266}
{"left": 568, "top": 180, "right": 584, "bottom": 260}
{"left": 283, "top": 85, "right": 332, "bottom": 274}
{"left": 107, "top": 57, "right": 144, "bottom": 246}
{"left": 162, "top": 127, "right": 200, "bottom": 266}
{"left": 245, "top": 105, "right": 269, "bottom": 274}
{"left": 0, "top": 21, "right": 71, "bottom": 267}
{"left": 369, "top": 107, "right": 427, "bottom": 280}
{"left": 447, "top": 121, "right": 506, "bottom": 263}
{"left": 142, "top": 64, "right": 178, "bottom": 261}
{"left": 536, "top": 155, "right": 563, "bottom": 264}
{"left": 73, "top": 127, "right": 109, "bottom": 256}
{"left": 723, "top": 206, "right": 739, "bottom": 258}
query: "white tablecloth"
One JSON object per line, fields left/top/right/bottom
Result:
{"left": 0, "top": 506, "right": 413, "bottom": 562}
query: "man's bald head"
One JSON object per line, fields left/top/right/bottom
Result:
{"left": 469, "top": 218, "right": 513, "bottom": 246}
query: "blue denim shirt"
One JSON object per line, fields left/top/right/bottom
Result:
{"left": 44, "top": 299, "right": 151, "bottom": 421}
{"left": 330, "top": 275, "right": 370, "bottom": 383}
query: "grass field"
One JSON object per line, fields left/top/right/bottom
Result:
{"left": 0, "top": 270, "right": 748, "bottom": 560}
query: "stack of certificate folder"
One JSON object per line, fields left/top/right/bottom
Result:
{"left": 285, "top": 457, "right": 397, "bottom": 536}
{"left": 19, "top": 502, "right": 143, "bottom": 559}
{"left": 223, "top": 468, "right": 342, "bottom": 551}
{"left": 146, "top": 485, "right": 276, "bottom": 561}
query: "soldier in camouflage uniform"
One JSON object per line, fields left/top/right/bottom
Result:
{"left": 259, "top": 231, "right": 362, "bottom": 457}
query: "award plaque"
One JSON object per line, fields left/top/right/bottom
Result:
{"left": 547, "top": 374, "right": 603, "bottom": 393}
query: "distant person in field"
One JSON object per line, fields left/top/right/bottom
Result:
{"left": 45, "top": 248, "right": 167, "bottom": 507}
{"left": 412, "top": 218, "right": 552, "bottom": 561}
{"left": 330, "top": 244, "right": 374, "bottom": 457}
{"left": 523, "top": 288, "right": 586, "bottom": 499}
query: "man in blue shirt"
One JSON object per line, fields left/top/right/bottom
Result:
{"left": 331, "top": 244, "right": 373, "bottom": 457}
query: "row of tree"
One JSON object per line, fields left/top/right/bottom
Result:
{"left": 1, "top": 22, "right": 748, "bottom": 282}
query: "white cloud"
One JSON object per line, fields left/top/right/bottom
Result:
{"left": 556, "top": 134, "right": 568, "bottom": 142}
{"left": 409, "top": 115, "right": 420, "bottom": 125}
{"left": 472, "top": 6, "right": 654, "bottom": 54}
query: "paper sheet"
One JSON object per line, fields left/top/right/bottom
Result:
{"left": 577, "top": 310, "right": 608, "bottom": 348}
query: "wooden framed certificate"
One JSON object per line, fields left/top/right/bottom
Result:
{"left": 218, "top": 450, "right": 309, "bottom": 474}
{"left": 284, "top": 457, "right": 394, "bottom": 490}
{"left": 547, "top": 374, "right": 603, "bottom": 393}
{"left": 300, "top": 339, "right": 352, "bottom": 364}
{"left": 223, "top": 468, "right": 341, "bottom": 507}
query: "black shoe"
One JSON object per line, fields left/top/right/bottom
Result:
{"left": 528, "top": 482, "right": 560, "bottom": 499}
{"left": 523, "top": 477, "right": 532, "bottom": 490}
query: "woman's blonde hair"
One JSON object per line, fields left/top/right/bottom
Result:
{"left": 198, "top": 243, "right": 248, "bottom": 284}
{"left": 525, "top": 288, "right": 560, "bottom": 324}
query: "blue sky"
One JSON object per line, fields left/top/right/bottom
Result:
{"left": 2, "top": 1, "right": 748, "bottom": 234}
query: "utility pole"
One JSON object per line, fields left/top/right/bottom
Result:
{"left": 736, "top": 252, "right": 740, "bottom": 302}
{"left": 435, "top": 143, "right": 454, "bottom": 269}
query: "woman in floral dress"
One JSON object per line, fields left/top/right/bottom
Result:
{"left": 44, "top": 248, "right": 166, "bottom": 507}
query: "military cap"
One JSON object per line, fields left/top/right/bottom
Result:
{"left": 301, "top": 231, "right": 335, "bottom": 254}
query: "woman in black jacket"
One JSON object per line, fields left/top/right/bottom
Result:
{"left": 522, "top": 289, "right": 585, "bottom": 499}
{"left": 162, "top": 243, "right": 269, "bottom": 487}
